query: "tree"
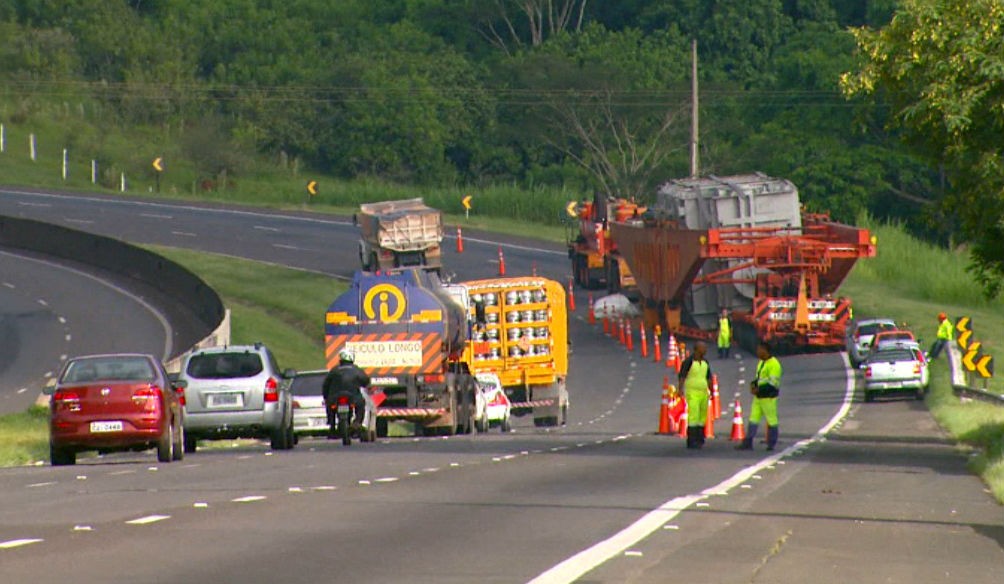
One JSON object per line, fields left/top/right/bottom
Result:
{"left": 475, "top": 0, "right": 589, "bottom": 55}
{"left": 841, "top": 0, "right": 1004, "bottom": 297}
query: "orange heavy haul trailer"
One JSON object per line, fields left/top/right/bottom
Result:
{"left": 610, "top": 173, "right": 876, "bottom": 352}
{"left": 568, "top": 194, "right": 645, "bottom": 297}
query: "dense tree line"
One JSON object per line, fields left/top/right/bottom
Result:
{"left": 0, "top": 1, "right": 963, "bottom": 253}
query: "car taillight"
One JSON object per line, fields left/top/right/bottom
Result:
{"left": 132, "top": 385, "right": 162, "bottom": 412}
{"left": 489, "top": 392, "right": 508, "bottom": 407}
{"left": 864, "top": 367, "right": 872, "bottom": 379}
{"left": 336, "top": 395, "right": 351, "bottom": 406}
{"left": 264, "top": 377, "right": 279, "bottom": 402}
{"left": 914, "top": 363, "right": 922, "bottom": 375}
{"left": 175, "top": 387, "right": 186, "bottom": 407}
{"left": 421, "top": 374, "right": 445, "bottom": 384}
{"left": 53, "top": 390, "right": 81, "bottom": 412}
{"left": 292, "top": 400, "right": 301, "bottom": 409}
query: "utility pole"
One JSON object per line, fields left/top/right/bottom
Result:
{"left": 690, "top": 39, "right": 699, "bottom": 179}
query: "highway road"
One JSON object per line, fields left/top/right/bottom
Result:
{"left": 0, "top": 188, "right": 1000, "bottom": 583}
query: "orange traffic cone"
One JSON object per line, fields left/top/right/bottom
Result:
{"left": 653, "top": 327, "right": 662, "bottom": 363}
{"left": 602, "top": 306, "right": 610, "bottom": 335}
{"left": 730, "top": 399, "right": 746, "bottom": 442}
{"left": 532, "top": 261, "right": 537, "bottom": 276}
{"left": 640, "top": 322, "right": 649, "bottom": 358}
{"left": 626, "top": 319, "right": 634, "bottom": 352}
{"left": 711, "top": 374, "right": 721, "bottom": 420}
{"left": 498, "top": 246, "right": 506, "bottom": 276}
{"left": 704, "top": 403, "right": 715, "bottom": 440}
{"left": 666, "top": 334, "right": 680, "bottom": 372}
{"left": 587, "top": 293, "right": 595, "bottom": 325}
{"left": 658, "top": 377, "right": 672, "bottom": 434}
{"left": 456, "top": 225, "right": 464, "bottom": 253}
{"left": 618, "top": 317, "right": 626, "bottom": 345}
{"left": 677, "top": 402, "right": 688, "bottom": 438}
{"left": 567, "top": 278, "right": 575, "bottom": 311}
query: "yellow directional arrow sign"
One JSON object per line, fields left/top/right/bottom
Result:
{"left": 566, "top": 201, "right": 578, "bottom": 218}
{"left": 957, "top": 329, "right": 972, "bottom": 351}
{"left": 152, "top": 157, "right": 164, "bottom": 172}
{"left": 306, "top": 180, "right": 318, "bottom": 196}
{"left": 962, "top": 348, "right": 980, "bottom": 372}
{"left": 955, "top": 316, "right": 971, "bottom": 334}
{"left": 976, "top": 354, "right": 994, "bottom": 378}
{"left": 462, "top": 195, "right": 472, "bottom": 210}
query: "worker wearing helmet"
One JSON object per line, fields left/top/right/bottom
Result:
{"left": 737, "top": 341, "right": 783, "bottom": 451}
{"left": 322, "top": 349, "right": 370, "bottom": 438}
{"left": 928, "top": 313, "right": 954, "bottom": 360}
{"left": 678, "top": 341, "right": 713, "bottom": 449}
{"left": 716, "top": 309, "right": 732, "bottom": 359}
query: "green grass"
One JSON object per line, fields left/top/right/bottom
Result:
{"left": 0, "top": 407, "right": 50, "bottom": 466}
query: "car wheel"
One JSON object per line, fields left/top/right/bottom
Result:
{"left": 915, "top": 389, "right": 925, "bottom": 401}
{"left": 270, "top": 423, "right": 292, "bottom": 450}
{"left": 184, "top": 433, "right": 198, "bottom": 454}
{"left": 172, "top": 419, "right": 185, "bottom": 461}
{"left": 157, "top": 422, "right": 174, "bottom": 463}
{"left": 475, "top": 414, "right": 488, "bottom": 433}
{"left": 50, "top": 443, "right": 75, "bottom": 466}
{"left": 500, "top": 416, "right": 512, "bottom": 433}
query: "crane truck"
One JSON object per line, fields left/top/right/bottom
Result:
{"left": 325, "top": 269, "right": 478, "bottom": 436}
{"left": 357, "top": 198, "right": 444, "bottom": 274}
{"left": 608, "top": 173, "right": 876, "bottom": 352}
{"left": 567, "top": 195, "right": 644, "bottom": 297}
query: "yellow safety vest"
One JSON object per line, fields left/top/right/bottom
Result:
{"left": 717, "top": 317, "right": 731, "bottom": 347}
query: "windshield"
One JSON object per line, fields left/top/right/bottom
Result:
{"left": 867, "top": 349, "right": 915, "bottom": 363}
{"left": 859, "top": 322, "right": 896, "bottom": 336}
{"left": 186, "top": 352, "right": 263, "bottom": 379}
{"left": 290, "top": 374, "right": 326, "bottom": 397}
{"left": 61, "top": 356, "right": 156, "bottom": 383}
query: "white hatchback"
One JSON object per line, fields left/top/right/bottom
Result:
{"left": 475, "top": 372, "right": 511, "bottom": 432}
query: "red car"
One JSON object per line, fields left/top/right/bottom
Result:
{"left": 46, "top": 354, "right": 185, "bottom": 466}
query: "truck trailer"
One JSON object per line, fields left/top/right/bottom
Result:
{"left": 357, "top": 198, "right": 444, "bottom": 274}
{"left": 609, "top": 173, "right": 876, "bottom": 352}
{"left": 324, "top": 269, "right": 477, "bottom": 436}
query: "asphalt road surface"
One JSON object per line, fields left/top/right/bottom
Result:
{"left": 0, "top": 188, "right": 1000, "bottom": 583}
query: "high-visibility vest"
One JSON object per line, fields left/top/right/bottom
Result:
{"left": 683, "top": 359, "right": 710, "bottom": 392}
{"left": 937, "top": 318, "right": 954, "bottom": 341}
{"left": 717, "top": 317, "right": 731, "bottom": 347}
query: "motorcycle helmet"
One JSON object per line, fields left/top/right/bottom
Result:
{"left": 339, "top": 349, "right": 355, "bottom": 363}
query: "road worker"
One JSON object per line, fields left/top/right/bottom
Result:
{"left": 678, "top": 341, "right": 713, "bottom": 449}
{"left": 322, "top": 350, "right": 370, "bottom": 438}
{"left": 927, "top": 312, "right": 954, "bottom": 360}
{"left": 716, "top": 309, "right": 732, "bottom": 359}
{"left": 737, "top": 341, "right": 782, "bottom": 451}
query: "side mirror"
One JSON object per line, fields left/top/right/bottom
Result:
{"left": 283, "top": 368, "right": 297, "bottom": 379}
{"left": 42, "top": 380, "right": 57, "bottom": 396}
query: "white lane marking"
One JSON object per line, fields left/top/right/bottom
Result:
{"left": 58, "top": 316, "right": 66, "bottom": 323}
{"left": 17, "top": 387, "right": 27, "bottom": 394}
{"left": 408, "top": 471, "right": 420, "bottom": 476}
{"left": 312, "top": 486, "right": 337, "bottom": 491}
{"left": 0, "top": 251, "right": 174, "bottom": 361}
{"left": 171, "top": 231, "right": 197, "bottom": 237}
{"left": 254, "top": 225, "right": 280, "bottom": 232}
{"left": 530, "top": 354, "right": 857, "bottom": 584}
{"left": 65, "top": 334, "right": 71, "bottom": 342}
{"left": 126, "top": 515, "right": 170, "bottom": 525}
{"left": 194, "top": 502, "right": 209, "bottom": 508}
{"left": 140, "top": 213, "right": 173, "bottom": 220}
{"left": 0, "top": 538, "right": 43, "bottom": 549}
{"left": 17, "top": 201, "right": 51, "bottom": 207}
{"left": 76, "top": 475, "right": 87, "bottom": 480}
{"left": 26, "top": 481, "right": 56, "bottom": 488}
{"left": 273, "top": 244, "right": 299, "bottom": 250}
{"left": 454, "top": 234, "right": 564, "bottom": 256}
{"left": 288, "top": 487, "right": 304, "bottom": 493}
{"left": 624, "top": 551, "right": 643, "bottom": 557}
{"left": 422, "top": 467, "right": 439, "bottom": 473}
{"left": 375, "top": 477, "right": 398, "bottom": 483}
{"left": 64, "top": 218, "right": 94, "bottom": 225}
{"left": 2, "top": 282, "right": 14, "bottom": 288}
{"left": 73, "top": 525, "right": 93, "bottom": 531}
{"left": 36, "top": 299, "right": 48, "bottom": 306}
{"left": 108, "top": 470, "right": 136, "bottom": 476}
{"left": 232, "top": 496, "right": 266, "bottom": 503}
{"left": 358, "top": 480, "right": 372, "bottom": 485}
{"left": 663, "top": 524, "right": 680, "bottom": 530}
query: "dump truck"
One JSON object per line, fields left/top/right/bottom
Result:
{"left": 568, "top": 195, "right": 644, "bottom": 297}
{"left": 609, "top": 173, "right": 876, "bottom": 352}
{"left": 452, "top": 277, "right": 569, "bottom": 426}
{"left": 356, "top": 198, "right": 444, "bottom": 274}
{"left": 324, "top": 269, "right": 478, "bottom": 436}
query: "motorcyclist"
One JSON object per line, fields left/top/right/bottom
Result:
{"left": 322, "top": 350, "right": 370, "bottom": 438}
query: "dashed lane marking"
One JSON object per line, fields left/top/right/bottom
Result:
{"left": 126, "top": 515, "right": 170, "bottom": 525}
{"left": 0, "top": 539, "right": 43, "bottom": 549}
{"left": 232, "top": 496, "right": 266, "bottom": 503}
{"left": 140, "top": 213, "right": 173, "bottom": 220}
{"left": 26, "top": 482, "right": 56, "bottom": 488}
{"left": 254, "top": 225, "right": 280, "bottom": 232}
{"left": 171, "top": 231, "right": 197, "bottom": 237}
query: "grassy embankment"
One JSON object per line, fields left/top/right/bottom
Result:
{"left": 0, "top": 112, "right": 1000, "bottom": 501}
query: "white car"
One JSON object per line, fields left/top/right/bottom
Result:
{"left": 289, "top": 370, "right": 378, "bottom": 442}
{"left": 475, "top": 372, "right": 511, "bottom": 432}
{"left": 861, "top": 347, "right": 929, "bottom": 402}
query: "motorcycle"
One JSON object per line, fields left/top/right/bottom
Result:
{"left": 331, "top": 394, "right": 353, "bottom": 446}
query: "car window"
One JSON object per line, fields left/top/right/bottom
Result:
{"left": 186, "top": 352, "right": 264, "bottom": 379}
{"left": 290, "top": 374, "right": 325, "bottom": 397}
{"left": 867, "top": 349, "right": 914, "bottom": 363}
{"left": 62, "top": 356, "right": 156, "bottom": 383}
{"left": 859, "top": 322, "right": 896, "bottom": 336}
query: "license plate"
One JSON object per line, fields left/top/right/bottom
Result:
{"left": 308, "top": 417, "right": 327, "bottom": 427}
{"left": 336, "top": 404, "right": 351, "bottom": 414}
{"left": 371, "top": 377, "right": 398, "bottom": 386}
{"left": 208, "top": 393, "right": 243, "bottom": 408}
{"left": 90, "top": 421, "right": 123, "bottom": 433}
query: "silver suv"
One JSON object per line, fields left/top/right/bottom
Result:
{"left": 177, "top": 343, "right": 296, "bottom": 452}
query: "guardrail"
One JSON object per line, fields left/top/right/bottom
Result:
{"left": 948, "top": 344, "right": 1004, "bottom": 405}
{"left": 0, "top": 214, "right": 228, "bottom": 362}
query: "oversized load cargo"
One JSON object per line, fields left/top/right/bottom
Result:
{"left": 324, "top": 269, "right": 476, "bottom": 435}
{"left": 453, "top": 277, "right": 569, "bottom": 427}
{"left": 356, "top": 198, "right": 444, "bottom": 274}
{"left": 611, "top": 173, "right": 876, "bottom": 352}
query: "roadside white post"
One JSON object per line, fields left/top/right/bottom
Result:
{"left": 120, "top": 172, "right": 126, "bottom": 192}
{"left": 62, "top": 148, "right": 68, "bottom": 180}
{"left": 91, "top": 160, "right": 97, "bottom": 184}
{"left": 29, "top": 133, "right": 36, "bottom": 161}
{"left": 0, "top": 123, "right": 5, "bottom": 153}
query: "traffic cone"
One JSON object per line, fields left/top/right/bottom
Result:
{"left": 567, "top": 278, "right": 575, "bottom": 311}
{"left": 677, "top": 402, "right": 688, "bottom": 438}
{"left": 666, "top": 334, "right": 680, "bottom": 372}
{"left": 711, "top": 374, "right": 721, "bottom": 420}
{"left": 602, "top": 306, "right": 610, "bottom": 335}
{"left": 729, "top": 399, "right": 746, "bottom": 442}
{"left": 532, "top": 261, "right": 537, "bottom": 276}
{"left": 658, "top": 377, "right": 672, "bottom": 434}
{"left": 587, "top": 293, "right": 595, "bottom": 325}
{"left": 626, "top": 319, "right": 635, "bottom": 352}
{"left": 640, "top": 322, "right": 649, "bottom": 358}
{"left": 704, "top": 404, "right": 715, "bottom": 440}
{"left": 653, "top": 327, "right": 662, "bottom": 363}
{"left": 456, "top": 225, "right": 464, "bottom": 253}
{"left": 498, "top": 246, "right": 506, "bottom": 276}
